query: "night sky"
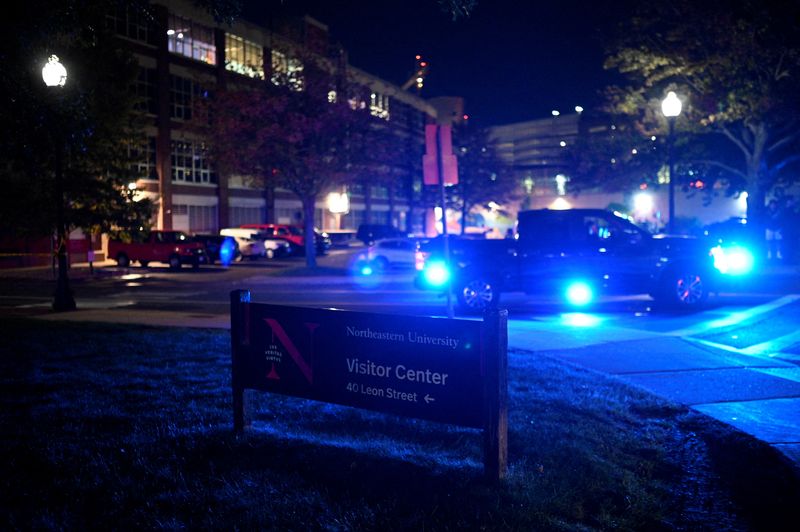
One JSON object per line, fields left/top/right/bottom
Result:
{"left": 243, "top": 0, "right": 631, "bottom": 127}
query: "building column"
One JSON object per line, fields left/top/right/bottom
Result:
{"left": 215, "top": 28, "right": 230, "bottom": 230}
{"left": 154, "top": 3, "right": 172, "bottom": 230}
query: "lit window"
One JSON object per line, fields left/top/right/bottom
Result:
{"left": 370, "top": 92, "right": 390, "bottom": 120}
{"left": 167, "top": 14, "right": 216, "bottom": 65}
{"left": 171, "top": 140, "right": 216, "bottom": 184}
{"left": 271, "top": 50, "right": 303, "bottom": 91}
{"left": 225, "top": 34, "right": 264, "bottom": 79}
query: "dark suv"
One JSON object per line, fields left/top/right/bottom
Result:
{"left": 417, "top": 209, "right": 736, "bottom": 311}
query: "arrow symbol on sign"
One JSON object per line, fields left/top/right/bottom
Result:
{"left": 424, "top": 394, "right": 435, "bottom": 404}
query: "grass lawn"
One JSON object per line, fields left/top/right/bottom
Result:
{"left": 1, "top": 318, "right": 798, "bottom": 530}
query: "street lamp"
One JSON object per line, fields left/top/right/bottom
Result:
{"left": 661, "top": 91, "right": 682, "bottom": 234}
{"left": 42, "top": 55, "right": 76, "bottom": 311}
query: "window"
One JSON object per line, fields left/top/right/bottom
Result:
{"left": 170, "top": 75, "right": 209, "bottom": 121}
{"left": 171, "top": 140, "right": 216, "bottom": 184}
{"left": 133, "top": 68, "right": 157, "bottom": 115}
{"left": 372, "top": 185, "right": 389, "bottom": 199}
{"left": 106, "top": 5, "right": 154, "bottom": 44}
{"left": 229, "top": 206, "right": 265, "bottom": 227}
{"left": 271, "top": 50, "right": 303, "bottom": 91}
{"left": 370, "top": 92, "right": 390, "bottom": 120}
{"left": 173, "top": 205, "right": 218, "bottom": 233}
{"left": 167, "top": 14, "right": 216, "bottom": 65}
{"left": 128, "top": 137, "right": 157, "bottom": 180}
{"left": 225, "top": 34, "right": 264, "bottom": 79}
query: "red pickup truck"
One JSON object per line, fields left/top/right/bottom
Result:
{"left": 108, "top": 230, "right": 207, "bottom": 269}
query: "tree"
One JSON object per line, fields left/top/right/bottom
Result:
{"left": 452, "top": 125, "right": 517, "bottom": 234}
{"left": 0, "top": 1, "right": 155, "bottom": 242}
{"left": 602, "top": 0, "right": 800, "bottom": 233}
{"left": 211, "top": 58, "right": 390, "bottom": 266}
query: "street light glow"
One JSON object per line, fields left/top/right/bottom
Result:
{"left": 42, "top": 55, "right": 67, "bottom": 87}
{"left": 661, "top": 91, "right": 682, "bottom": 117}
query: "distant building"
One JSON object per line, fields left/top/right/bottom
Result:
{"left": 490, "top": 113, "right": 747, "bottom": 229}
{"left": 109, "top": 0, "right": 442, "bottom": 235}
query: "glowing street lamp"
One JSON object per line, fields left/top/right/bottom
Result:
{"left": 42, "top": 54, "right": 75, "bottom": 311}
{"left": 661, "top": 91, "right": 682, "bottom": 233}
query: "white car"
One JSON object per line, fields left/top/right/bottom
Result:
{"left": 366, "top": 237, "right": 425, "bottom": 270}
{"left": 220, "top": 228, "right": 290, "bottom": 259}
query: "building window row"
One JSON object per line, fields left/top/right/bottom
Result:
{"left": 229, "top": 205, "right": 265, "bottom": 227}
{"left": 271, "top": 50, "right": 304, "bottom": 91}
{"left": 128, "top": 136, "right": 158, "bottom": 180}
{"left": 167, "top": 14, "right": 216, "bottom": 65}
{"left": 370, "top": 92, "right": 390, "bottom": 120}
{"left": 171, "top": 140, "right": 216, "bottom": 184}
{"left": 225, "top": 34, "right": 265, "bottom": 79}
{"left": 106, "top": 5, "right": 155, "bottom": 45}
{"left": 170, "top": 74, "right": 209, "bottom": 121}
{"left": 133, "top": 68, "right": 158, "bottom": 115}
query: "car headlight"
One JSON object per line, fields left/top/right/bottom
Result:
{"left": 711, "top": 245, "right": 754, "bottom": 275}
{"left": 423, "top": 261, "right": 451, "bottom": 286}
{"left": 565, "top": 281, "right": 593, "bottom": 306}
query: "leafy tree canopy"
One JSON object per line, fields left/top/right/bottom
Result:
{"left": 601, "top": 0, "right": 800, "bottom": 224}
{"left": 0, "top": 0, "right": 155, "bottom": 238}
{"left": 211, "top": 57, "right": 403, "bottom": 265}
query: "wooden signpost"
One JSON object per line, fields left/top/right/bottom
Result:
{"left": 230, "top": 289, "right": 508, "bottom": 480}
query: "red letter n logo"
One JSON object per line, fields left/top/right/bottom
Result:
{"left": 264, "top": 318, "right": 313, "bottom": 384}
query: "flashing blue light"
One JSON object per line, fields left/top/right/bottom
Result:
{"left": 424, "top": 262, "right": 450, "bottom": 286}
{"left": 566, "top": 281, "right": 593, "bottom": 306}
{"left": 712, "top": 245, "right": 754, "bottom": 275}
{"left": 219, "top": 237, "right": 235, "bottom": 266}
{"left": 360, "top": 265, "right": 374, "bottom": 276}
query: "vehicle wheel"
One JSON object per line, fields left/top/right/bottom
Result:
{"left": 657, "top": 267, "right": 709, "bottom": 309}
{"left": 116, "top": 253, "right": 130, "bottom": 268}
{"left": 456, "top": 276, "right": 499, "bottom": 313}
{"left": 168, "top": 254, "right": 181, "bottom": 270}
{"left": 373, "top": 256, "right": 390, "bottom": 271}
{"left": 139, "top": 260, "right": 149, "bottom": 268}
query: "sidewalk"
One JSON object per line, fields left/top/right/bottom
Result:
{"left": 510, "top": 320, "right": 800, "bottom": 471}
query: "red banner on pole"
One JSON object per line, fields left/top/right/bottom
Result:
{"left": 422, "top": 124, "right": 459, "bottom": 186}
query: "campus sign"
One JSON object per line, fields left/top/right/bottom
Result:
{"left": 230, "top": 290, "right": 508, "bottom": 479}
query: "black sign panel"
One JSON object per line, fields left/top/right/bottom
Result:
{"left": 234, "top": 304, "right": 484, "bottom": 428}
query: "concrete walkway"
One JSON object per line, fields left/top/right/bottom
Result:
{"left": 509, "top": 313, "right": 800, "bottom": 470}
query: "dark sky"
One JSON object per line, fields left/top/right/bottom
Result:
{"left": 244, "top": 1, "right": 628, "bottom": 127}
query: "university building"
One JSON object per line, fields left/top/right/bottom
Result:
{"left": 111, "top": 0, "right": 443, "bottom": 237}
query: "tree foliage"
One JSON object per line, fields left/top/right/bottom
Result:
{"left": 452, "top": 125, "right": 518, "bottom": 233}
{"left": 0, "top": 0, "right": 155, "bottom": 239}
{"left": 601, "top": 0, "right": 800, "bottom": 226}
{"left": 211, "top": 58, "right": 400, "bottom": 266}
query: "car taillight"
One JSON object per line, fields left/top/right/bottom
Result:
{"left": 415, "top": 250, "right": 428, "bottom": 271}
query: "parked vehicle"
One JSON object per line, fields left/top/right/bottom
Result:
{"left": 219, "top": 228, "right": 290, "bottom": 259}
{"left": 416, "top": 209, "right": 752, "bottom": 312}
{"left": 356, "top": 224, "right": 405, "bottom": 245}
{"left": 109, "top": 230, "right": 207, "bottom": 269}
{"left": 192, "top": 234, "right": 241, "bottom": 264}
{"left": 240, "top": 224, "right": 330, "bottom": 255}
{"left": 365, "top": 237, "right": 426, "bottom": 270}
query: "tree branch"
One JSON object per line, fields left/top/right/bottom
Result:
{"left": 772, "top": 153, "right": 800, "bottom": 174}
{"left": 719, "top": 125, "right": 752, "bottom": 158}
{"left": 692, "top": 159, "right": 749, "bottom": 181}
{"left": 768, "top": 129, "right": 800, "bottom": 153}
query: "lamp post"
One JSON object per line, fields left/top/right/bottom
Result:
{"left": 42, "top": 55, "right": 76, "bottom": 311}
{"left": 661, "top": 91, "right": 682, "bottom": 234}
